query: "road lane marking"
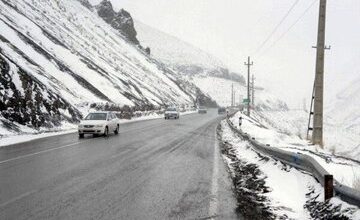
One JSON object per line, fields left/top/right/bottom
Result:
{"left": 0, "top": 141, "right": 88, "bottom": 165}
{"left": 0, "top": 190, "right": 37, "bottom": 208}
{"left": 208, "top": 131, "right": 219, "bottom": 219}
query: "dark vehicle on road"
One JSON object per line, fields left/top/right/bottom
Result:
{"left": 218, "top": 107, "right": 226, "bottom": 114}
{"left": 164, "top": 107, "right": 180, "bottom": 119}
{"left": 198, "top": 106, "right": 207, "bottom": 114}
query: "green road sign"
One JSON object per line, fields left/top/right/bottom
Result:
{"left": 243, "top": 98, "right": 250, "bottom": 103}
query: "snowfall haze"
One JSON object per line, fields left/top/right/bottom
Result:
{"left": 1, "top": 0, "right": 360, "bottom": 219}
{"left": 90, "top": 0, "right": 360, "bottom": 108}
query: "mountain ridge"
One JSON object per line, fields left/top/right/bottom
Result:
{"left": 134, "top": 19, "right": 246, "bottom": 84}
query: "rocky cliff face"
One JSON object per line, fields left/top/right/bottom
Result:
{"left": 96, "top": 0, "right": 139, "bottom": 45}
{"left": 0, "top": 52, "right": 81, "bottom": 130}
{"left": 77, "top": 0, "right": 92, "bottom": 9}
{"left": 176, "top": 64, "right": 246, "bottom": 84}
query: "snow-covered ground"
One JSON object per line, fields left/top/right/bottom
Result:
{"left": 324, "top": 76, "right": 360, "bottom": 160}
{"left": 228, "top": 110, "right": 360, "bottom": 190}
{"left": 0, "top": 110, "right": 197, "bottom": 147}
{"left": 220, "top": 120, "right": 360, "bottom": 219}
{"left": 0, "top": 128, "right": 77, "bottom": 148}
{"left": 255, "top": 109, "right": 360, "bottom": 160}
{"left": 327, "top": 77, "right": 360, "bottom": 132}
{"left": 221, "top": 120, "right": 314, "bottom": 219}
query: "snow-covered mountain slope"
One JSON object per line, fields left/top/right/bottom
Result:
{"left": 320, "top": 77, "right": 360, "bottom": 159}
{"left": 134, "top": 20, "right": 245, "bottom": 84}
{"left": 134, "top": 19, "right": 285, "bottom": 109}
{"left": 0, "top": 0, "right": 206, "bottom": 133}
{"left": 327, "top": 78, "right": 360, "bottom": 131}
{"left": 135, "top": 20, "right": 223, "bottom": 70}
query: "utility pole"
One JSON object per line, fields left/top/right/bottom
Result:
{"left": 244, "top": 56, "right": 253, "bottom": 116}
{"left": 311, "top": 0, "right": 329, "bottom": 147}
{"left": 239, "top": 94, "right": 242, "bottom": 108}
{"left": 234, "top": 91, "right": 236, "bottom": 106}
{"left": 251, "top": 74, "right": 255, "bottom": 108}
{"left": 231, "top": 83, "right": 234, "bottom": 106}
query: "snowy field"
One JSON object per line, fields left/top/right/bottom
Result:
{"left": 257, "top": 109, "right": 360, "bottom": 160}
{"left": 228, "top": 110, "right": 360, "bottom": 190}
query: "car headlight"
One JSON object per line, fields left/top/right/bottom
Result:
{"left": 78, "top": 125, "right": 83, "bottom": 128}
{"left": 95, "top": 125, "right": 104, "bottom": 128}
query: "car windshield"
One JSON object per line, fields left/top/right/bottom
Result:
{"left": 166, "top": 108, "right": 176, "bottom": 111}
{"left": 84, "top": 113, "right": 107, "bottom": 120}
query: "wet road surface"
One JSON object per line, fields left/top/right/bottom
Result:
{"left": 0, "top": 110, "right": 239, "bottom": 219}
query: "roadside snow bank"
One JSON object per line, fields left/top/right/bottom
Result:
{"left": 229, "top": 111, "right": 360, "bottom": 192}
{"left": 220, "top": 119, "right": 360, "bottom": 219}
{"left": 253, "top": 110, "right": 360, "bottom": 161}
{"left": 219, "top": 120, "right": 313, "bottom": 219}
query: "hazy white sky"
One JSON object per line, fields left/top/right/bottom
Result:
{"left": 90, "top": 0, "right": 360, "bottom": 108}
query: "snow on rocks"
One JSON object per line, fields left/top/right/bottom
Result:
{"left": 305, "top": 186, "right": 360, "bottom": 219}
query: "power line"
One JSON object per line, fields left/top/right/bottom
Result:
{"left": 258, "top": 0, "right": 317, "bottom": 59}
{"left": 252, "top": 0, "right": 300, "bottom": 55}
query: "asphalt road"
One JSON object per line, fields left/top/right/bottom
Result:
{"left": 0, "top": 110, "right": 239, "bottom": 220}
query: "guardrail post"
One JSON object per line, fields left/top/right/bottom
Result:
{"left": 324, "top": 175, "right": 333, "bottom": 200}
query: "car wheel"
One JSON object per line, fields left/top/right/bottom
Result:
{"left": 104, "top": 127, "right": 109, "bottom": 137}
{"left": 114, "top": 125, "right": 119, "bottom": 135}
{"left": 79, "top": 133, "right": 84, "bottom": 138}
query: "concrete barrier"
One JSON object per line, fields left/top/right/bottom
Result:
{"left": 226, "top": 117, "right": 360, "bottom": 207}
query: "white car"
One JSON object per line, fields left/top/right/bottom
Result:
{"left": 164, "top": 107, "right": 180, "bottom": 119}
{"left": 78, "top": 111, "right": 120, "bottom": 138}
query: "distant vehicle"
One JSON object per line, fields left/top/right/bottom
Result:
{"left": 164, "top": 107, "right": 180, "bottom": 119}
{"left": 218, "top": 107, "right": 226, "bottom": 114}
{"left": 78, "top": 112, "right": 119, "bottom": 138}
{"left": 198, "top": 106, "right": 207, "bottom": 114}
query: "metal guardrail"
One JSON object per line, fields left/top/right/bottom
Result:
{"left": 226, "top": 117, "right": 360, "bottom": 207}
